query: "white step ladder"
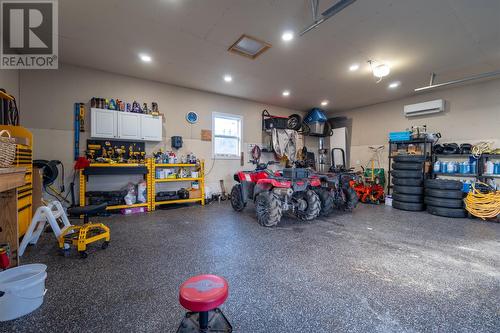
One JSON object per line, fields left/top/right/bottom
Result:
{"left": 19, "top": 201, "right": 72, "bottom": 256}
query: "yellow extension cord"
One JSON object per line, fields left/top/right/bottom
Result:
{"left": 464, "top": 182, "right": 500, "bottom": 220}
{"left": 471, "top": 141, "right": 500, "bottom": 159}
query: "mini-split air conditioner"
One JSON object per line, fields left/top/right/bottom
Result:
{"left": 403, "top": 99, "right": 445, "bottom": 117}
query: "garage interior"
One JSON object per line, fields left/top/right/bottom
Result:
{"left": 0, "top": 1, "right": 499, "bottom": 332}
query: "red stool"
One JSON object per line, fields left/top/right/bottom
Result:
{"left": 177, "top": 274, "right": 232, "bottom": 333}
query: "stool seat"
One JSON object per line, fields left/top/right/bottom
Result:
{"left": 67, "top": 203, "right": 108, "bottom": 217}
{"left": 179, "top": 275, "right": 228, "bottom": 312}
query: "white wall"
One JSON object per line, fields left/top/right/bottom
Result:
{"left": 19, "top": 64, "right": 303, "bottom": 198}
{"left": 329, "top": 78, "right": 500, "bottom": 171}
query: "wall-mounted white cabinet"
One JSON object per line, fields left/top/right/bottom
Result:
{"left": 91, "top": 108, "right": 117, "bottom": 138}
{"left": 118, "top": 112, "right": 141, "bottom": 140}
{"left": 90, "top": 108, "right": 162, "bottom": 141}
{"left": 140, "top": 114, "right": 162, "bottom": 141}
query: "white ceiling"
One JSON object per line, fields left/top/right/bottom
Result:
{"left": 59, "top": 0, "right": 500, "bottom": 111}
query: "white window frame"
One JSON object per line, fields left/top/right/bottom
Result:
{"left": 212, "top": 112, "right": 243, "bottom": 160}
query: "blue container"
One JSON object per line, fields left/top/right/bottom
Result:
{"left": 447, "top": 162, "right": 456, "bottom": 174}
{"left": 389, "top": 131, "right": 411, "bottom": 142}
{"left": 440, "top": 161, "right": 448, "bottom": 173}
{"left": 471, "top": 160, "right": 477, "bottom": 174}
{"left": 494, "top": 162, "right": 500, "bottom": 174}
{"left": 433, "top": 161, "right": 441, "bottom": 173}
{"left": 459, "top": 162, "right": 466, "bottom": 174}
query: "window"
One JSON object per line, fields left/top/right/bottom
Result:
{"left": 212, "top": 112, "right": 242, "bottom": 159}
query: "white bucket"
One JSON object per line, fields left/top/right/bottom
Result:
{"left": 0, "top": 264, "right": 47, "bottom": 321}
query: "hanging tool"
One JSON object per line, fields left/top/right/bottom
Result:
{"left": 74, "top": 103, "right": 80, "bottom": 160}
{"left": 79, "top": 103, "right": 85, "bottom": 132}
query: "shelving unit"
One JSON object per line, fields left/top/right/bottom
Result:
{"left": 151, "top": 160, "right": 205, "bottom": 210}
{"left": 387, "top": 138, "right": 434, "bottom": 195}
{"left": 431, "top": 153, "right": 499, "bottom": 180}
{"left": 79, "top": 159, "right": 152, "bottom": 211}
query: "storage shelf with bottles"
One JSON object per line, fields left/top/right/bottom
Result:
{"left": 431, "top": 153, "right": 500, "bottom": 180}
{"left": 150, "top": 161, "right": 205, "bottom": 209}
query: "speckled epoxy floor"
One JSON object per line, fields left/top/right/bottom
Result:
{"left": 2, "top": 203, "right": 499, "bottom": 333}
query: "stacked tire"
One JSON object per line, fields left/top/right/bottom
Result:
{"left": 391, "top": 156, "right": 426, "bottom": 211}
{"left": 424, "top": 179, "right": 467, "bottom": 218}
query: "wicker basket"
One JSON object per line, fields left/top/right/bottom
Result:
{"left": 0, "top": 130, "right": 16, "bottom": 167}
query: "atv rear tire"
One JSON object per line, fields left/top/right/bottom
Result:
{"left": 393, "top": 155, "right": 426, "bottom": 163}
{"left": 426, "top": 205, "right": 467, "bottom": 218}
{"left": 391, "top": 170, "right": 423, "bottom": 179}
{"left": 296, "top": 190, "right": 321, "bottom": 221}
{"left": 424, "top": 179, "right": 462, "bottom": 190}
{"left": 392, "top": 192, "right": 423, "bottom": 203}
{"left": 393, "top": 185, "right": 423, "bottom": 195}
{"left": 255, "top": 192, "right": 282, "bottom": 227}
{"left": 230, "top": 184, "right": 246, "bottom": 212}
{"left": 425, "top": 188, "right": 463, "bottom": 199}
{"left": 392, "top": 162, "right": 423, "bottom": 170}
{"left": 392, "top": 200, "right": 425, "bottom": 211}
{"left": 343, "top": 186, "right": 359, "bottom": 211}
{"left": 315, "top": 188, "right": 334, "bottom": 216}
{"left": 424, "top": 196, "right": 464, "bottom": 208}
{"left": 392, "top": 178, "right": 423, "bottom": 186}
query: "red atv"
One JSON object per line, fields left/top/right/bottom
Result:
{"left": 230, "top": 160, "right": 321, "bottom": 227}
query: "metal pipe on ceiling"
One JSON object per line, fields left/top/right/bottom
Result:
{"left": 300, "top": 0, "right": 357, "bottom": 36}
{"left": 310, "top": 0, "right": 320, "bottom": 22}
{"left": 414, "top": 70, "right": 500, "bottom": 92}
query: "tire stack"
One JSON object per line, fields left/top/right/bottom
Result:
{"left": 391, "top": 156, "right": 426, "bottom": 211}
{"left": 424, "top": 179, "right": 467, "bottom": 218}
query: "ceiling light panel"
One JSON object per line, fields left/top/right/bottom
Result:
{"left": 139, "top": 54, "right": 152, "bottom": 62}
{"left": 388, "top": 81, "right": 400, "bottom": 89}
{"left": 228, "top": 34, "right": 272, "bottom": 59}
{"left": 349, "top": 64, "right": 359, "bottom": 71}
{"left": 282, "top": 31, "right": 294, "bottom": 41}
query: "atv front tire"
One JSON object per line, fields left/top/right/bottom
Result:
{"left": 255, "top": 192, "right": 282, "bottom": 227}
{"left": 230, "top": 184, "right": 246, "bottom": 212}
{"left": 296, "top": 190, "right": 321, "bottom": 221}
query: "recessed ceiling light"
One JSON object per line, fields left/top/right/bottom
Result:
{"left": 139, "top": 54, "right": 152, "bottom": 62}
{"left": 349, "top": 64, "right": 360, "bottom": 71}
{"left": 321, "top": 100, "right": 329, "bottom": 106}
{"left": 223, "top": 75, "right": 233, "bottom": 82}
{"left": 388, "top": 81, "right": 401, "bottom": 89}
{"left": 282, "top": 31, "right": 294, "bottom": 42}
{"left": 282, "top": 90, "right": 290, "bottom": 97}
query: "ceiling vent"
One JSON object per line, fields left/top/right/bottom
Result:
{"left": 228, "top": 34, "right": 272, "bottom": 59}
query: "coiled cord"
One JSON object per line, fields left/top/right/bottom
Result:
{"left": 464, "top": 182, "right": 500, "bottom": 220}
{"left": 471, "top": 141, "right": 493, "bottom": 159}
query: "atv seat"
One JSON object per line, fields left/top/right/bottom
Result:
{"left": 67, "top": 203, "right": 108, "bottom": 223}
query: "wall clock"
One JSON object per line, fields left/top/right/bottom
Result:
{"left": 186, "top": 111, "right": 199, "bottom": 124}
